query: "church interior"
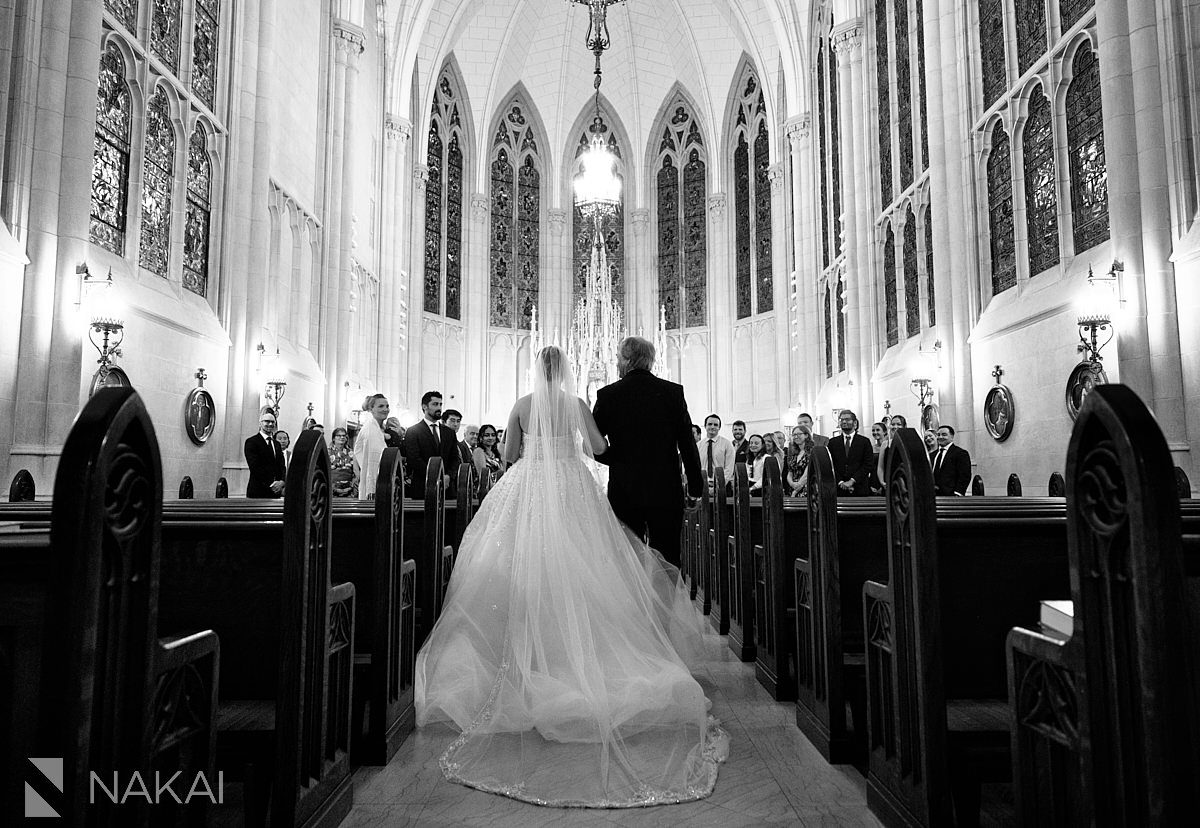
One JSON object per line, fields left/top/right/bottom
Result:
{"left": 3, "top": 0, "right": 1200, "bottom": 825}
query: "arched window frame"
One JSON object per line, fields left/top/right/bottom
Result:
{"left": 729, "top": 62, "right": 773, "bottom": 321}
{"left": 488, "top": 98, "right": 544, "bottom": 330}
{"left": 90, "top": 41, "right": 135, "bottom": 256}
{"left": 423, "top": 66, "right": 470, "bottom": 320}
{"left": 651, "top": 96, "right": 708, "bottom": 331}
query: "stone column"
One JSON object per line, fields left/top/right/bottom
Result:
{"left": 786, "top": 114, "right": 816, "bottom": 407}
{"left": 10, "top": 0, "right": 102, "bottom": 482}
{"left": 707, "top": 193, "right": 730, "bottom": 414}
{"left": 380, "top": 115, "right": 410, "bottom": 395}
{"left": 768, "top": 162, "right": 790, "bottom": 416}
{"left": 547, "top": 208, "right": 569, "bottom": 340}
{"left": 332, "top": 21, "right": 365, "bottom": 421}
{"left": 629, "top": 208, "right": 651, "bottom": 334}
{"left": 465, "top": 191, "right": 488, "bottom": 415}
{"left": 832, "top": 19, "right": 869, "bottom": 416}
{"left": 406, "top": 163, "right": 428, "bottom": 404}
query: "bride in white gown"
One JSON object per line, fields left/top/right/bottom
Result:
{"left": 415, "top": 345, "right": 727, "bottom": 808}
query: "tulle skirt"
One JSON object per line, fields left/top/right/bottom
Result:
{"left": 414, "top": 451, "right": 727, "bottom": 807}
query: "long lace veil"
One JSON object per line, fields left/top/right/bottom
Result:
{"left": 524, "top": 344, "right": 593, "bottom": 466}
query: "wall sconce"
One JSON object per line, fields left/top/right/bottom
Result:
{"left": 1078, "top": 262, "right": 1120, "bottom": 365}
{"left": 84, "top": 268, "right": 124, "bottom": 384}
{"left": 910, "top": 377, "right": 935, "bottom": 409}
{"left": 264, "top": 378, "right": 287, "bottom": 414}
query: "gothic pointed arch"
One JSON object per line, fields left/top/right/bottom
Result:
{"left": 488, "top": 87, "right": 547, "bottom": 329}
{"left": 139, "top": 82, "right": 180, "bottom": 278}
{"left": 1065, "top": 40, "right": 1108, "bottom": 253}
{"left": 649, "top": 86, "right": 708, "bottom": 330}
{"left": 423, "top": 57, "right": 474, "bottom": 320}
{"left": 725, "top": 57, "right": 773, "bottom": 320}
{"left": 90, "top": 40, "right": 134, "bottom": 256}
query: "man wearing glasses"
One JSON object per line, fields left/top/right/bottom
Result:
{"left": 245, "top": 407, "right": 286, "bottom": 498}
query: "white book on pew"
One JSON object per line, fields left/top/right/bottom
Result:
{"left": 1039, "top": 599, "right": 1074, "bottom": 638}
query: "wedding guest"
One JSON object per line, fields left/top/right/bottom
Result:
{"left": 456, "top": 421, "right": 477, "bottom": 465}
{"left": 474, "top": 423, "right": 504, "bottom": 482}
{"left": 746, "top": 434, "right": 767, "bottom": 493}
{"left": 330, "top": 426, "right": 357, "bottom": 498}
{"left": 275, "top": 429, "right": 291, "bottom": 470}
{"left": 764, "top": 431, "right": 785, "bottom": 476}
{"left": 301, "top": 416, "right": 318, "bottom": 431}
{"left": 354, "top": 393, "right": 390, "bottom": 500}
{"left": 786, "top": 425, "right": 813, "bottom": 496}
{"left": 700, "top": 414, "right": 735, "bottom": 482}
{"left": 404, "top": 390, "right": 461, "bottom": 498}
{"left": 692, "top": 424, "right": 702, "bottom": 443}
{"left": 797, "top": 412, "right": 830, "bottom": 447}
{"left": 931, "top": 425, "right": 972, "bottom": 496}
{"left": 876, "top": 414, "right": 909, "bottom": 485}
{"left": 383, "top": 416, "right": 405, "bottom": 450}
{"left": 923, "top": 428, "right": 938, "bottom": 463}
{"left": 869, "top": 421, "right": 888, "bottom": 493}
{"left": 829, "top": 410, "right": 874, "bottom": 496}
{"left": 244, "top": 407, "right": 285, "bottom": 498}
{"left": 731, "top": 420, "right": 749, "bottom": 466}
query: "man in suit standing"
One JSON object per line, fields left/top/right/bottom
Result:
{"left": 931, "top": 425, "right": 972, "bottom": 496}
{"left": 593, "top": 336, "right": 703, "bottom": 568}
{"left": 244, "top": 408, "right": 286, "bottom": 498}
{"left": 797, "top": 412, "right": 830, "bottom": 448}
{"left": 731, "top": 420, "right": 750, "bottom": 466}
{"left": 403, "top": 390, "right": 461, "bottom": 498}
{"left": 699, "top": 414, "right": 735, "bottom": 483}
{"left": 828, "top": 409, "right": 874, "bottom": 496}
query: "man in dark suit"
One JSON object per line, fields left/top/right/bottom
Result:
{"left": 443, "top": 408, "right": 474, "bottom": 465}
{"left": 827, "top": 409, "right": 874, "bottom": 496}
{"left": 403, "top": 390, "right": 461, "bottom": 499}
{"left": 931, "top": 425, "right": 972, "bottom": 496}
{"left": 731, "top": 420, "right": 750, "bottom": 466}
{"left": 244, "top": 408, "right": 286, "bottom": 498}
{"left": 593, "top": 336, "right": 704, "bottom": 568}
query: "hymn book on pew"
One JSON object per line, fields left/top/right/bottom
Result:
{"left": 1038, "top": 599, "right": 1074, "bottom": 637}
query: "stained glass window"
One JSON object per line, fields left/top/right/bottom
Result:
{"left": 884, "top": 225, "right": 898, "bottom": 346}
{"left": 151, "top": 0, "right": 182, "bottom": 74}
{"left": 835, "top": 271, "right": 846, "bottom": 370}
{"left": 754, "top": 121, "right": 773, "bottom": 313}
{"left": 924, "top": 206, "right": 936, "bottom": 326}
{"left": 183, "top": 126, "right": 210, "bottom": 296}
{"left": 1015, "top": 0, "right": 1048, "bottom": 75}
{"left": 875, "top": 0, "right": 892, "bottom": 209}
{"left": 192, "top": 0, "right": 220, "bottom": 110}
{"left": 734, "top": 133, "right": 751, "bottom": 319}
{"left": 828, "top": 48, "right": 841, "bottom": 260}
{"left": 655, "top": 103, "right": 707, "bottom": 329}
{"left": 987, "top": 124, "right": 1016, "bottom": 294}
{"left": 915, "top": 0, "right": 929, "bottom": 169}
{"left": 979, "top": 0, "right": 1007, "bottom": 108}
{"left": 1060, "top": 0, "right": 1093, "bottom": 31}
{"left": 817, "top": 41, "right": 831, "bottom": 268}
{"left": 139, "top": 89, "right": 174, "bottom": 278}
{"left": 489, "top": 149, "right": 514, "bottom": 327}
{"left": 904, "top": 207, "right": 919, "bottom": 338}
{"left": 90, "top": 45, "right": 132, "bottom": 256}
{"left": 105, "top": 0, "right": 138, "bottom": 34}
{"left": 894, "top": 0, "right": 914, "bottom": 189}
{"left": 516, "top": 157, "right": 539, "bottom": 329}
{"left": 824, "top": 284, "right": 833, "bottom": 379}
{"left": 424, "top": 74, "right": 467, "bottom": 319}
{"left": 1023, "top": 89, "right": 1060, "bottom": 276}
{"left": 1066, "top": 44, "right": 1109, "bottom": 253}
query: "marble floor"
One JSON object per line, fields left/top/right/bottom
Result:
{"left": 345, "top": 631, "right": 883, "bottom": 827}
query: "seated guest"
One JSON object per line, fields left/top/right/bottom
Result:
{"left": 745, "top": 434, "right": 767, "bottom": 493}
{"left": 275, "top": 429, "right": 291, "bottom": 470}
{"left": 354, "top": 394, "right": 390, "bottom": 500}
{"left": 473, "top": 423, "right": 505, "bottom": 482}
{"left": 329, "top": 426, "right": 357, "bottom": 497}
{"left": 785, "top": 425, "right": 813, "bottom": 496}
{"left": 700, "top": 414, "right": 735, "bottom": 483}
{"left": 797, "top": 412, "right": 830, "bottom": 447}
{"left": 731, "top": 420, "right": 750, "bottom": 466}
{"left": 403, "top": 390, "right": 461, "bottom": 498}
{"left": 931, "top": 425, "right": 972, "bottom": 496}
{"left": 244, "top": 408, "right": 285, "bottom": 498}
{"left": 829, "top": 409, "right": 874, "bottom": 496}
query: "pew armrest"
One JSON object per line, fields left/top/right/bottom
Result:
{"left": 150, "top": 630, "right": 220, "bottom": 805}
{"left": 327, "top": 582, "right": 357, "bottom": 761}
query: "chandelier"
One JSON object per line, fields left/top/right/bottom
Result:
{"left": 570, "top": 0, "right": 624, "bottom": 216}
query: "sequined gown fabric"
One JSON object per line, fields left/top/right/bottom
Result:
{"left": 415, "top": 424, "right": 727, "bottom": 808}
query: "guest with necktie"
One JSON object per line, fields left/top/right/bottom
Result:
{"left": 827, "top": 409, "right": 874, "bottom": 497}
{"left": 931, "top": 425, "right": 972, "bottom": 496}
{"left": 244, "top": 407, "right": 286, "bottom": 498}
{"left": 700, "top": 414, "right": 735, "bottom": 485}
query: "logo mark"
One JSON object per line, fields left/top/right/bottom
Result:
{"left": 25, "top": 758, "right": 64, "bottom": 818}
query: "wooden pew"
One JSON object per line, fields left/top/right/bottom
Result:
{"left": 159, "top": 430, "right": 355, "bottom": 828}
{"left": 694, "top": 475, "right": 712, "bottom": 615}
{"left": 1007, "top": 385, "right": 1200, "bottom": 825}
{"left": 726, "top": 462, "right": 757, "bottom": 661}
{"left": 447, "top": 462, "right": 477, "bottom": 553}
{"left": 8, "top": 468, "right": 34, "bottom": 501}
{"left": 795, "top": 445, "right": 888, "bottom": 765}
{"left": 682, "top": 497, "right": 699, "bottom": 600}
{"left": 707, "top": 467, "right": 732, "bottom": 632}
{"left": 216, "top": 476, "right": 229, "bottom": 498}
{"left": 754, "top": 457, "right": 798, "bottom": 701}
{"left": 1047, "top": 472, "right": 1065, "bottom": 497}
{"left": 179, "top": 475, "right": 194, "bottom": 499}
{"left": 406, "top": 458, "right": 453, "bottom": 650}
{"left": 1, "top": 388, "right": 219, "bottom": 826}
{"left": 862, "top": 431, "right": 1072, "bottom": 827}
{"left": 1008, "top": 473, "right": 1022, "bottom": 496}
{"left": 971, "top": 476, "right": 984, "bottom": 496}
{"left": 1176, "top": 465, "right": 1191, "bottom": 498}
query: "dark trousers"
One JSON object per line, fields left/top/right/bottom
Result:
{"left": 609, "top": 497, "right": 684, "bottom": 568}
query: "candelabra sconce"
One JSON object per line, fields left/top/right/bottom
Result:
{"left": 264, "top": 379, "right": 287, "bottom": 415}
{"left": 910, "top": 378, "right": 934, "bottom": 409}
{"left": 83, "top": 268, "right": 130, "bottom": 395}
{"left": 1076, "top": 313, "right": 1113, "bottom": 366}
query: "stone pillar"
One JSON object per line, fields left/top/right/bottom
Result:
{"left": 707, "top": 193, "right": 730, "bottom": 414}
{"left": 406, "top": 163, "right": 428, "bottom": 404}
{"left": 380, "top": 115, "right": 410, "bottom": 395}
{"left": 465, "top": 191, "right": 489, "bottom": 415}
{"left": 629, "top": 207, "right": 651, "bottom": 334}
{"left": 786, "top": 114, "right": 816, "bottom": 407}
{"left": 768, "top": 162, "right": 790, "bottom": 417}
{"left": 332, "top": 21, "right": 365, "bottom": 421}
{"left": 10, "top": 0, "right": 102, "bottom": 482}
{"left": 547, "top": 208, "right": 569, "bottom": 339}
{"left": 831, "top": 19, "right": 869, "bottom": 416}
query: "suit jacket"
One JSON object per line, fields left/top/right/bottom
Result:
{"left": 403, "top": 419, "right": 461, "bottom": 498}
{"left": 245, "top": 433, "right": 285, "bottom": 498}
{"left": 733, "top": 439, "right": 750, "bottom": 467}
{"left": 592, "top": 369, "right": 704, "bottom": 516}
{"left": 828, "top": 432, "right": 875, "bottom": 496}
{"left": 457, "top": 440, "right": 473, "bottom": 466}
{"left": 932, "top": 443, "right": 972, "bottom": 496}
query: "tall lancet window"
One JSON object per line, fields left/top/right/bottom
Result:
{"left": 424, "top": 71, "right": 466, "bottom": 319}
{"left": 883, "top": 223, "right": 898, "bottom": 346}
{"left": 191, "top": 0, "right": 221, "bottom": 111}
{"left": 1023, "top": 88, "right": 1059, "bottom": 276}
{"left": 90, "top": 44, "right": 132, "bottom": 255}
{"left": 654, "top": 103, "right": 707, "bottom": 329}
{"left": 903, "top": 207, "right": 919, "bottom": 338}
{"left": 1066, "top": 43, "right": 1108, "bottom": 253}
{"left": 823, "top": 284, "right": 833, "bottom": 379}
{"left": 139, "top": 88, "right": 175, "bottom": 278}
{"left": 987, "top": 123, "right": 1016, "bottom": 294}
{"left": 106, "top": 0, "right": 138, "bottom": 34}
{"left": 184, "top": 125, "right": 211, "bottom": 296}
{"left": 151, "top": 0, "right": 183, "bottom": 74}
{"left": 572, "top": 126, "right": 624, "bottom": 308}
{"left": 924, "top": 205, "right": 936, "bottom": 325}
{"left": 731, "top": 66, "right": 772, "bottom": 320}
{"left": 489, "top": 103, "right": 541, "bottom": 329}
{"left": 815, "top": 5, "right": 844, "bottom": 370}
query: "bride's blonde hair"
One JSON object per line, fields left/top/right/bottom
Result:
{"left": 538, "top": 345, "right": 565, "bottom": 383}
